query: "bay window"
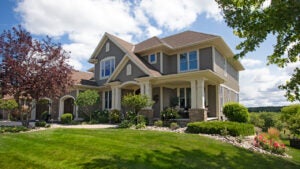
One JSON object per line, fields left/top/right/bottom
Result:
{"left": 100, "top": 57, "right": 115, "bottom": 79}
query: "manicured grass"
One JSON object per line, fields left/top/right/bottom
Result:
{"left": 0, "top": 129, "right": 299, "bottom": 169}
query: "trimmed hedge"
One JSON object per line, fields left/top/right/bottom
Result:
{"left": 186, "top": 121, "right": 255, "bottom": 136}
{"left": 223, "top": 102, "right": 249, "bottom": 122}
{"left": 0, "top": 126, "right": 28, "bottom": 133}
{"left": 61, "top": 113, "right": 73, "bottom": 124}
{"left": 35, "top": 121, "right": 47, "bottom": 127}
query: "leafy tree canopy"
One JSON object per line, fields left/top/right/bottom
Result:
{"left": 0, "top": 99, "right": 18, "bottom": 110}
{"left": 122, "top": 94, "right": 153, "bottom": 114}
{"left": 75, "top": 90, "right": 99, "bottom": 122}
{"left": 216, "top": 0, "right": 300, "bottom": 101}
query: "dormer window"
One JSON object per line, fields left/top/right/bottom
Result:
{"left": 149, "top": 53, "right": 156, "bottom": 64}
{"left": 100, "top": 56, "right": 115, "bottom": 79}
{"left": 106, "top": 42, "right": 110, "bottom": 52}
{"left": 126, "top": 64, "right": 132, "bottom": 76}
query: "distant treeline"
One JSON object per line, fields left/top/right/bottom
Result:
{"left": 247, "top": 106, "right": 283, "bottom": 113}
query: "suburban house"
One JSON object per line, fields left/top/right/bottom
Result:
{"left": 1, "top": 31, "right": 244, "bottom": 122}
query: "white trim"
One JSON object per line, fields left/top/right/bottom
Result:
{"left": 177, "top": 50, "right": 199, "bottom": 73}
{"left": 126, "top": 64, "right": 132, "bottom": 76}
{"left": 120, "top": 81, "right": 139, "bottom": 88}
{"left": 220, "top": 84, "right": 239, "bottom": 94}
{"left": 224, "top": 58, "right": 228, "bottom": 77}
{"left": 148, "top": 53, "right": 157, "bottom": 64}
{"left": 160, "top": 51, "right": 163, "bottom": 73}
{"left": 100, "top": 56, "right": 115, "bottom": 80}
{"left": 105, "top": 42, "right": 110, "bottom": 52}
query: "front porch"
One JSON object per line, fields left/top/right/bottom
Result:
{"left": 106, "top": 70, "right": 225, "bottom": 123}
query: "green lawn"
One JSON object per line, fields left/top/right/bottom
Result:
{"left": 0, "top": 129, "right": 299, "bottom": 169}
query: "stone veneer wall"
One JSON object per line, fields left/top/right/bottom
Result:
{"left": 139, "top": 109, "right": 154, "bottom": 124}
{"left": 189, "top": 108, "right": 207, "bottom": 122}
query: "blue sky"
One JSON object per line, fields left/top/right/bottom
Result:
{"left": 0, "top": 0, "right": 298, "bottom": 107}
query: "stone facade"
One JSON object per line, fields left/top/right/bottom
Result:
{"left": 189, "top": 108, "right": 207, "bottom": 122}
{"left": 139, "top": 109, "right": 154, "bottom": 124}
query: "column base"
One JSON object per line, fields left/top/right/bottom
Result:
{"left": 139, "top": 109, "right": 154, "bottom": 125}
{"left": 189, "top": 108, "right": 207, "bottom": 122}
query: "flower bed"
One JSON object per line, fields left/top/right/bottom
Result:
{"left": 254, "top": 133, "right": 286, "bottom": 155}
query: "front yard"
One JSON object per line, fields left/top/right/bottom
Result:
{"left": 0, "top": 128, "right": 299, "bottom": 169}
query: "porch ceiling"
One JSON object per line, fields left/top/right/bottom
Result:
{"left": 150, "top": 70, "right": 225, "bottom": 86}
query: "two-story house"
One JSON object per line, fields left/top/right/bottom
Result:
{"left": 85, "top": 30, "right": 244, "bottom": 122}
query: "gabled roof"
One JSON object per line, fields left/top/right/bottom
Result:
{"left": 89, "top": 33, "right": 161, "bottom": 79}
{"left": 71, "top": 70, "right": 94, "bottom": 84}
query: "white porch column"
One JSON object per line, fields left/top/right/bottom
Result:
{"left": 160, "top": 86, "right": 163, "bottom": 112}
{"left": 216, "top": 84, "right": 220, "bottom": 120}
{"left": 140, "top": 83, "right": 145, "bottom": 95}
{"left": 30, "top": 100, "right": 36, "bottom": 120}
{"left": 196, "top": 79, "right": 205, "bottom": 109}
{"left": 144, "top": 82, "right": 152, "bottom": 99}
{"left": 111, "top": 87, "right": 116, "bottom": 109}
{"left": 115, "top": 87, "right": 121, "bottom": 110}
{"left": 190, "top": 80, "right": 197, "bottom": 109}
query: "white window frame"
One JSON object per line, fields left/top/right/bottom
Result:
{"left": 177, "top": 50, "right": 199, "bottom": 73}
{"left": 126, "top": 64, "right": 132, "bottom": 76}
{"left": 148, "top": 53, "right": 157, "bottom": 64}
{"left": 177, "top": 87, "right": 191, "bottom": 108}
{"left": 100, "top": 56, "right": 115, "bottom": 80}
{"left": 105, "top": 42, "right": 110, "bottom": 52}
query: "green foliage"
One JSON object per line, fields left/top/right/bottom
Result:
{"left": 135, "top": 122, "right": 146, "bottom": 129}
{"left": 281, "top": 104, "right": 300, "bottom": 136}
{"left": 0, "top": 99, "right": 18, "bottom": 110}
{"left": 216, "top": 0, "right": 300, "bottom": 101}
{"left": 89, "top": 110, "right": 109, "bottom": 123}
{"left": 35, "top": 121, "right": 47, "bottom": 127}
{"left": 249, "top": 113, "right": 265, "bottom": 128}
{"left": 121, "top": 94, "right": 153, "bottom": 114}
{"left": 61, "top": 113, "right": 73, "bottom": 124}
{"left": 109, "top": 109, "right": 121, "bottom": 123}
{"left": 249, "top": 112, "right": 282, "bottom": 131}
{"left": 118, "top": 120, "right": 134, "bottom": 128}
{"left": 161, "top": 107, "right": 179, "bottom": 121}
{"left": 0, "top": 126, "right": 28, "bottom": 133}
{"left": 41, "top": 111, "right": 49, "bottom": 121}
{"left": 170, "top": 122, "right": 179, "bottom": 130}
{"left": 187, "top": 121, "right": 255, "bottom": 136}
{"left": 223, "top": 102, "right": 249, "bottom": 123}
{"left": 75, "top": 90, "right": 99, "bottom": 122}
{"left": 154, "top": 120, "right": 163, "bottom": 127}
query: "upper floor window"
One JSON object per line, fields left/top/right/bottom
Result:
{"left": 100, "top": 57, "right": 115, "bottom": 79}
{"left": 179, "top": 50, "right": 198, "bottom": 72}
{"left": 149, "top": 53, "right": 156, "bottom": 64}
{"left": 106, "top": 42, "right": 110, "bottom": 52}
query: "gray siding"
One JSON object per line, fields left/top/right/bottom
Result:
{"left": 114, "top": 60, "right": 147, "bottom": 82}
{"left": 163, "top": 88, "right": 177, "bottom": 109}
{"left": 163, "top": 53, "right": 177, "bottom": 75}
{"left": 94, "top": 39, "right": 125, "bottom": 86}
{"left": 199, "top": 47, "right": 213, "bottom": 70}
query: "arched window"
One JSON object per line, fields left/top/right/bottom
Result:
{"left": 100, "top": 56, "right": 115, "bottom": 79}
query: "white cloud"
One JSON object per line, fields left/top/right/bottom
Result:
{"left": 241, "top": 58, "right": 262, "bottom": 68}
{"left": 139, "top": 0, "right": 222, "bottom": 31}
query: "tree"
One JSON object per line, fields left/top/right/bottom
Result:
{"left": 280, "top": 104, "right": 300, "bottom": 137}
{"left": 75, "top": 90, "right": 99, "bottom": 122}
{"left": 0, "top": 25, "right": 74, "bottom": 127}
{"left": 216, "top": 0, "right": 300, "bottom": 101}
{"left": 0, "top": 99, "right": 18, "bottom": 120}
{"left": 122, "top": 94, "right": 153, "bottom": 124}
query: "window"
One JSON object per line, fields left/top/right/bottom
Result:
{"left": 106, "top": 42, "right": 110, "bottom": 52}
{"left": 179, "top": 88, "right": 191, "bottom": 108}
{"left": 149, "top": 53, "right": 156, "bottom": 64}
{"left": 126, "top": 64, "right": 132, "bottom": 76}
{"left": 104, "top": 91, "right": 112, "bottom": 109}
{"left": 100, "top": 57, "right": 115, "bottom": 79}
{"left": 179, "top": 50, "right": 198, "bottom": 72}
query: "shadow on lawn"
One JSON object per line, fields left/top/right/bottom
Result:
{"left": 79, "top": 146, "right": 299, "bottom": 169}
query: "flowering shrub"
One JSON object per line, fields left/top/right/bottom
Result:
{"left": 254, "top": 133, "right": 286, "bottom": 155}
{"left": 161, "top": 108, "right": 179, "bottom": 121}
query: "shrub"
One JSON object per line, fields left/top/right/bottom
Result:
{"left": 161, "top": 108, "right": 179, "bottom": 121}
{"left": 249, "top": 113, "right": 265, "bottom": 128}
{"left": 170, "top": 122, "right": 179, "bottom": 130}
{"left": 223, "top": 102, "right": 249, "bottom": 123}
{"left": 136, "top": 115, "right": 146, "bottom": 124}
{"left": 109, "top": 109, "right": 121, "bottom": 123}
{"left": 118, "top": 120, "right": 134, "bottom": 128}
{"left": 186, "top": 121, "right": 255, "bottom": 136}
{"left": 135, "top": 122, "right": 146, "bottom": 129}
{"left": 0, "top": 126, "right": 28, "bottom": 133}
{"left": 35, "top": 121, "right": 47, "bottom": 127}
{"left": 41, "top": 111, "right": 49, "bottom": 121}
{"left": 61, "top": 113, "right": 73, "bottom": 124}
{"left": 90, "top": 110, "right": 109, "bottom": 123}
{"left": 281, "top": 104, "right": 300, "bottom": 136}
{"left": 154, "top": 120, "right": 163, "bottom": 127}
{"left": 124, "top": 111, "right": 136, "bottom": 121}
{"left": 268, "top": 127, "right": 280, "bottom": 140}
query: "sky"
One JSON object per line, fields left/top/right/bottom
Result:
{"left": 0, "top": 0, "right": 299, "bottom": 107}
